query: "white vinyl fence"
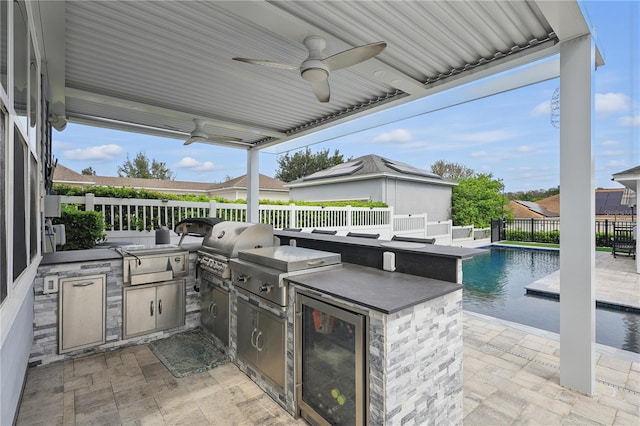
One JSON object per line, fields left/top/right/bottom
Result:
{"left": 56, "top": 194, "right": 489, "bottom": 246}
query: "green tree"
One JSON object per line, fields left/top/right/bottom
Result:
{"left": 451, "top": 173, "right": 511, "bottom": 227}
{"left": 81, "top": 167, "right": 96, "bottom": 176}
{"left": 117, "top": 152, "right": 175, "bottom": 180}
{"left": 275, "top": 147, "right": 350, "bottom": 182}
{"left": 430, "top": 160, "right": 475, "bottom": 181}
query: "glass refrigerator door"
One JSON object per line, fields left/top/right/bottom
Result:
{"left": 297, "top": 293, "right": 365, "bottom": 426}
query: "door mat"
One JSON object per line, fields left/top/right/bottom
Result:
{"left": 149, "top": 330, "right": 228, "bottom": 378}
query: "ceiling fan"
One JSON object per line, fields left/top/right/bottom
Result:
{"left": 184, "top": 118, "right": 242, "bottom": 145}
{"left": 233, "top": 36, "right": 386, "bottom": 103}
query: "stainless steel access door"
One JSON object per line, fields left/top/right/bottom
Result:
{"left": 236, "top": 297, "right": 286, "bottom": 391}
{"left": 201, "top": 280, "right": 230, "bottom": 346}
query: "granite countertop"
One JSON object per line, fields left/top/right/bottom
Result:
{"left": 275, "top": 230, "right": 484, "bottom": 259}
{"left": 286, "top": 263, "right": 463, "bottom": 314}
{"left": 40, "top": 242, "right": 202, "bottom": 266}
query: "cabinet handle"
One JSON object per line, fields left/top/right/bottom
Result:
{"left": 208, "top": 301, "right": 215, "bottom": 315}
{"left": 251, "top": 328, "right": 258, "bottom": 348}
{"left": 150, "top": 301, "right": 154, "bottom": 316}
{"left": 72, "top": 281, "right": 94, "bottom": 287}
{"left": 211, "top": 303, "right": 218, "bottom": 318}
{"left": 237, "top": 275, "right": 250, "bottom": 283}
{"left": 256, "top": 331, "right": 264, "bottom": 352}
{"left": 158, "top": 299, "right": 162, "bottom": 315}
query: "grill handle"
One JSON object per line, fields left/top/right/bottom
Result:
{"left": 307, "top": 259, "right": 325, "bottom": 267}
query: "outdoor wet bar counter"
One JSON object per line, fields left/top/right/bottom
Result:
{"left": 32, "top": 233, "right": 483, "bottom": 424}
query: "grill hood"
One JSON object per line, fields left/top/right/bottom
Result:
{"left": 200, "top": 221, "right": 274, "bottom": 258}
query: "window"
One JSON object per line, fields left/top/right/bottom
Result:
{"left": 0, "top": 0, "right": 7, "bottom": 91}
{"left": 13, "top": 128, "right": 27, "bottom": 281}
{"left": 30, "top": 152, "right": 37, "bottom": 260}
{"left": 13, "top": 1, "right": 28, "bottom": 129}
{"left": 0, "top": 109, "right": 6, "bottom": 303}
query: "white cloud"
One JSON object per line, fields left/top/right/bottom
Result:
{"left": 606, "top": 160, "right": 627, "bottom": 168}
{"left": 456, "top": 129, "right": 514, "bottom": 143}
{"left": 53, "top": 140, "right": 74, "bottom": 150}
{"left": 471, "top": 151, "right": 487, "bottom": 157}
{"left": 517, "top": 145, "right": 536, "bottom": 153}
{"left": 176, "top": 157, "right": 217, "bottom": 171}
{"left": 63, "top": 144, "right": 123, "bottom": 161}
{"left": 618, "top": 115, "right": 640, "bottom": 126}
{"left": 601, "top": 150, "right": 625, "bottom": 157}
{"left": 531, "top": 101, "right": 550, "bottom": 117}
{"left": 595, "top": 92, "right": 630, "bottom": 115}
{"left": 372, "top": 129, "right": 413, "bottom": 143}
{"left": 601, "top": 140, "right": 620, "bottom": 147}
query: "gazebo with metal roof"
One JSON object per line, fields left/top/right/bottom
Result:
{"left": 11, "top": 0, "right": 604, "bottom": 403}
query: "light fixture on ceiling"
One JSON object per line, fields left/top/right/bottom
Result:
{"left": 184, "top": 118, "right": 208, "bottom": 145}
{"left": 184, "top": 118, "right": 243, "bottom": 145}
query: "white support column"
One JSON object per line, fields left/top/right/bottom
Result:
{"left": 246, "top": 149, "right": 260, "bottom": 223}
{"left": 559, "top": 34, "right": 596, "bottom": 395}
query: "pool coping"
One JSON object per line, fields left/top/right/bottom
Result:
{"left": 478, "top": 244, "right": 640, "bottom": 313}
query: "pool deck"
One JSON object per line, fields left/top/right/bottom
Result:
{"left": 525, "top": 252, "right": 640, "bottom": 312}
{"left": 16, "top": 311, "right": 639, "bottom": 425}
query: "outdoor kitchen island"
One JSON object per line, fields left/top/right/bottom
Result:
{"left": 287, "top": 263, "right": 464, "bottom": 425}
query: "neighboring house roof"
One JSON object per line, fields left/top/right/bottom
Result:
{"left": 53, "top": 164, "right": 287, "bottom": 195}
{"left": 286, "top": 154, "right": 456, "bottom": 187}
{"left": 612, "top": 165, "right": 640, "bottom": 192}
{"left": 507, "top": 200, "right": 545, "bottom": 218}
{"left": 537, "top": 194, "right": 559, "bottom": 214}
{"left": 595, "top": 188, "right": 634, "bottom": 215}
{"left": 511, "top": 200, "right": 559, "bottom": 218}
{"left": 508, "top": 189, "right": 635, "bottom": 218}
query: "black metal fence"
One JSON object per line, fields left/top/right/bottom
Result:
{"left": 491, "top": 218, "right": 636, "bottom": 247}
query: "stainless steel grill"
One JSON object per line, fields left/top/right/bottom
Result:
{"left": 230, "top": 246, "right": 342, "bottom": 307}
{"left": 196, "top": 222, "right": 274, "bottom": 279}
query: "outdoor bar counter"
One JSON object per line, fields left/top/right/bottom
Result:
{"left": 275, "top": 230, "right": 485, "bottom": 283}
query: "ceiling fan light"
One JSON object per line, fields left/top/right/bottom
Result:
{"left": 301, "top": 67, "right": 328, "bottom": 83}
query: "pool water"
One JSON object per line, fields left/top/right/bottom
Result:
{"left": 462, "top": 246, "right": 640, "bottom": 354}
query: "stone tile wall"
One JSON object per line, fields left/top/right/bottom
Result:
{"left": 371, "top": 290, "right": 463, "bottom": 425}
{"left": 30, "top": 253, "right": 200, "bottom": 366}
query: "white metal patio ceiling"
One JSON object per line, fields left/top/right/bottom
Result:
{"left": 32, "top": 1, "right": 594, "bottom": 151}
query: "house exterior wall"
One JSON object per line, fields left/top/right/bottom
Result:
{"left": 289, "top": 177, "right": 453, "bottom": 221}
{"left": 209, "top": 188, "right": 290, "bottom": 202}
{"left": 289, "top": 179, "right": 383, "bottom": 203}
{"left": 384, "top": 178, "right": 452, "bottom": 220}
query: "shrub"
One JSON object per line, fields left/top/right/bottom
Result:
{"left": 53, "top": 205, "right": 106, "bottom": 250}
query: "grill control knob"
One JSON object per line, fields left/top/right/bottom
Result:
{"left": 259, "top": 284, "right": 272, "bottom": 294}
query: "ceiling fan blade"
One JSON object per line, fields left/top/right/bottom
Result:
{"left": 311, "top": 80, "right": 330, "bottom": 103}
{"left": 232, "top": 57, "right": 298, "bottom": 70}
{"left": 323, "top": 42, "right": 387, "bottom": 71}
{"left": 208, "top": 135, "right": 243, "bottom": 142}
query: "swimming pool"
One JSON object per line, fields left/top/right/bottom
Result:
{"left": 462, "top": 246, "right": 640, "bottom": 354}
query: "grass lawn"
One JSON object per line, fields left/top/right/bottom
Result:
{"left": 499, "top": 241, "right": 612, "bottom": 253}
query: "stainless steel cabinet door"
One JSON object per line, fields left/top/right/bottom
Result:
{"left": 59, "top": 274, "right": 106, "bottom": 353}
{"left": 201, "top": 281, "right": 215, "bottom": 334}
{"left": 237, "top": 298, "right": 259, "bottom": 367}
{"left": 156, "top": 281, "right": 185, "bottom": 331}
{"left": 212, "top": 286, "right": 230, "bottom": 346}
{"left": 124, "top": 286, "right": 157, "bottom": 337}
{"left": 256, "top": 308, "right": 285, "bottom": 390}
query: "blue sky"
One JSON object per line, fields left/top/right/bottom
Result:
{"left": 53, "top": 1, "right": 639, "bottom": 193}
